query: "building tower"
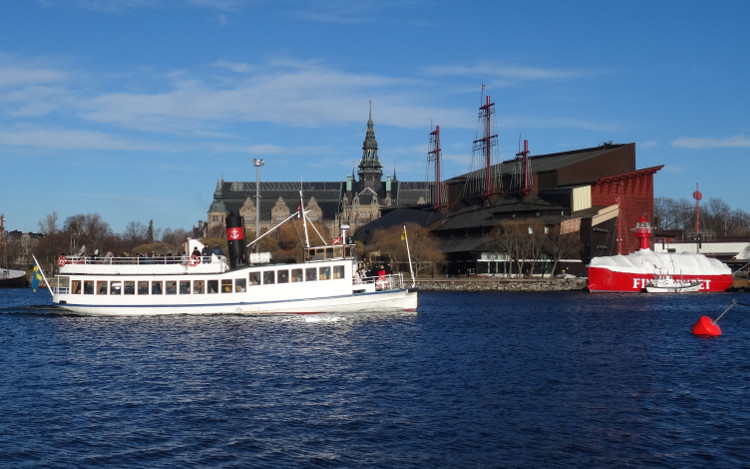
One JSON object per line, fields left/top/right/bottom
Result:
{"left": 206, "top": 178, "right": 227, "bottom": 237}
{"left": 357, "top": 101, "right": 383, "bottom": 188}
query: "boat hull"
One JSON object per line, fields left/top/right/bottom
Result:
{"left": 42, "top": 238, "right": 419, "bottom": 317}
{"left": 587, "top": 266, "right": 732, "bottom": 293}
{"left": 0, "top": 269, "right": 27, "bottom": 288}
{"left": 52, "top": 288, "right": 418, "bottom": 316}
{"left": 645, "top": 285, "right": 701, "bottom": 293}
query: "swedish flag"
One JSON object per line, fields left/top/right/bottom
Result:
{"left": 31, "top": 265, "right": 42, "bottom": 292}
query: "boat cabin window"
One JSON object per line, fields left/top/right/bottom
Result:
{"left": 235, "top": 278, "right": 246, "bottom": 292}
{"left": 71, "top": 280, "right": 81, "bottom": 294}
{"left": 193, "top": 280, "right": 204, "bottom": 294}
{"left": 207, "top": 280, "right": 218, "bottom": 294}
{"left": 319, "top": 266, "right": 331, "bottom": 280}
{"left": 291, "top": 269, "right": 302, "bottom": 283}
{"left": 221, "top": 279, "right": 232, "bottom": 293}
{"left": 333, "top": 265, "right": 345, "bottom": 279}
{"left": 124, "top": 281, "right": 135, "bottom": 295}
{"left": 249, "top": 272, "right": 260, "bottom": 286}
{"left": 165, "top": 281, "right": 177, "bottom": 295}
{"left": 137, "top": 281, "right": 149, "bottom": 295}
{"left": 97, "top": 281, "right": 108, "bottom": 295}
{"left": 305, "top": 267, "right": 317, "bottom": 282}
{"left": 179, "top": 280, "right": 190, "bottom": 294}
{"left": 151, "top": 281, "right": 163, "bottom": 295}
{"left": 83, "top": 280, "right": 94, "bottom": 294}
{"left": 263, "top": 271, "right": 275, "bottom": 285}
{"left": 111, "top": 282, "right": 122, "bottom": 295}
{"left": 278, "top": 270, "right": 289, "bottom": 284}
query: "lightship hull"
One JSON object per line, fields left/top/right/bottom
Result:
{"left": 588, "top": 266, "right": 732, "bottom": 293}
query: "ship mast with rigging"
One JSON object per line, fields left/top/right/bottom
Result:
{"left": 471, "top": 93, "right": 500, "bottom": 201}
{"left": 427, "top": 124, "right": 447, "bottom": 211}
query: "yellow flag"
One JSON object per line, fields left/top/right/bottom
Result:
{"left": 401, "top": 227, "right": 407, "bottom": 241}
{"left": 31, "top": 265, "right": 42, "bottom": 292}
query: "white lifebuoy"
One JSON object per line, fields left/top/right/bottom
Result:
{"left": 57, "top": 256, "right": 67, "bottom": 267}
{"left": 376, "top": 277, "right": 387, "bottom": 290}
{"left": 188, "top": 255, "right": 201, "bottom": 267}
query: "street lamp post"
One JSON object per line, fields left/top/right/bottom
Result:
{"left": 253, "top": 158, "right": 264, "bottom": 253}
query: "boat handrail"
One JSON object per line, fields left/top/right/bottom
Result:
{"left": 58, "top": 254, "right": 226, "bottom": 266}
{"left": 360, "top": 273, "right": 405, "bottom": 291}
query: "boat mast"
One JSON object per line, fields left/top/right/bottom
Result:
{"left": 299, "top": 189, "right": 310, "bottom": 248}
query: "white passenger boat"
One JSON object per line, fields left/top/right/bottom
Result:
{"left": 35, "top": 202, "right": 418, "bottom": 316}
{"left": 644, "top": 273, "right": 701, "bottom": 293}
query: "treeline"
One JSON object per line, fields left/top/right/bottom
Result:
{"left": 654, "top": 197, "right": 750, "bottom": 238}
{"left": 26, "top": 212, "right": 347, "bottom": 271}
{"left": 28, "top": 212, "right": 191, "bottom": 270}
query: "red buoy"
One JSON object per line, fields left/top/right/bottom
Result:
{"left": 691, "top": 315, "right": 721, "bottom": 336}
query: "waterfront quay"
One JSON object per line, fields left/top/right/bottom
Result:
{"left": 416, "top": 276, "right": 587, "bottom": 292}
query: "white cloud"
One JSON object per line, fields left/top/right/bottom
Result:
{"left": 286, "top": 0, "right": 388, "bottom": 24}
{"left": 672, "top": 135, "right": 750, "bottom": 149}
{"left": 0, "top": 54, "right": 69, "bottom": 88}
{"left": 424, "top": 62, "right": 598, "bottom": 83}
{"left": 0, "top": 127, "right": 174, "bottom": 151}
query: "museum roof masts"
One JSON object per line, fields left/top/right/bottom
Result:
{"left": 470, "top": 91, "right": 501, "bottom": 201}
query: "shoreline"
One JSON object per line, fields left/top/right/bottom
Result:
{"left": 415, "top": 277, "right": 588, "bottom": 292}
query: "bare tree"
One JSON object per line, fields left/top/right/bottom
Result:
{"left": 545, "top": 229, "right": 582, "bottom": 277}
{"left": 490, "top": 223, "right": 526, "bottom": 277}
{"left": 654, "top": 197, "right": 693, "bottom": 231}
{"left": 38, "top": 211, "right": 59, "bottom": 236}
{"left": 373, "top": 223, "right": 444, "bottom": 276}
{"left": 123, "top": 221, "right": 149, "bottom": 246}
{"left": 162, "top": 228, "right": 190, "bottom": 254}
{"left": 655, "top": 196, "right": 750, "bottom": 237}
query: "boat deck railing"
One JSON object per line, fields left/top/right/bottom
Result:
{"left": 359, "top": 273, "right": 405, "bottom": 291}
{"left": 59, "top": 254, "right": 216, "bottom": 266}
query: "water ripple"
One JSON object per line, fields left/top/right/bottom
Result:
{"left": 2, "top": 289, "right": 750, "bottom": 467}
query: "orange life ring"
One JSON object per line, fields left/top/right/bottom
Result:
{"left": 57, "top": 255, "right": 67, "bottom": 267}
{"left": 188, "top": 255, "right": 201, "bottom": 267}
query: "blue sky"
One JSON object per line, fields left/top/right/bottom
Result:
{"left": 1, "top": 0, "right": 748, "bottom": 234}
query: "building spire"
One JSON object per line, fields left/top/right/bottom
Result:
{"left": 358, "top": 101, "right": 383, "bottom": 187}
{"left": 209, "top": 178, "right": 227, "bottom": 213}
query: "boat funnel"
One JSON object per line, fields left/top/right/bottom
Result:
{"left": 226, "top": 212, "right": 246, "bottom": 269}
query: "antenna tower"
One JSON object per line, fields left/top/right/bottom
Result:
{"left": 693, "top": 183, "right": 702, "bottom": 251}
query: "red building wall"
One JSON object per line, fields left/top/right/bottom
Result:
{"left": 591, "top": 166, "right": 663, "bottom": 254}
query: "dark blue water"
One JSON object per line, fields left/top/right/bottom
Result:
{"left": 3, "top": 289, "right": 750, "bottom": 468}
